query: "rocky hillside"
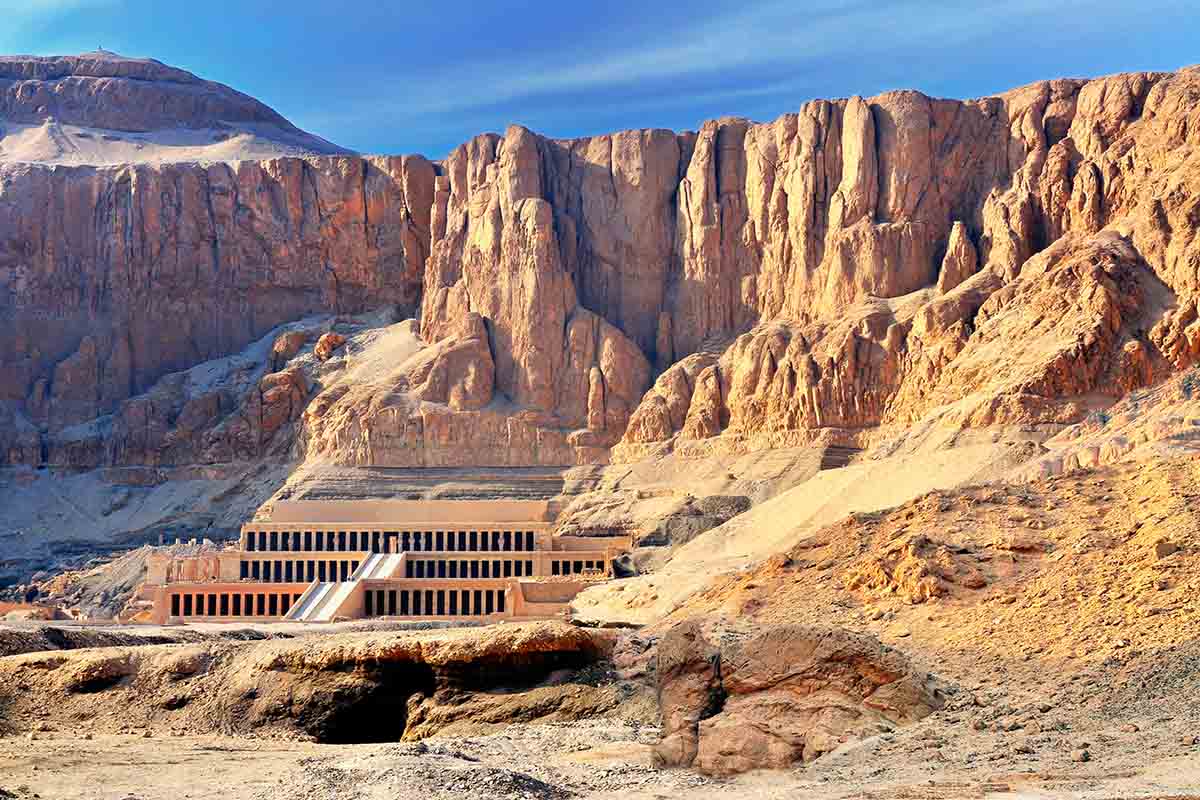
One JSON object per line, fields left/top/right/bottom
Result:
{"left": 0, "top": 51, "right": 305, "bottom": 132}
{"left": 3, "top": 56, "right": 1200, "bottom": 580}
{"left": 5, "top": 60, "right": 1200, "bottom": 469}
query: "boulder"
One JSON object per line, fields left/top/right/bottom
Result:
{"left": 314, "top": 332, "right": 347, "bottom": 361}
{"left": 653, "top": 619, "right": 944, "bottom": 775}
{"left": 651, "top": 620, "right": 723, "bottom": 769}
{"left": 270, "top": 331, "right": 309, "bottom": 371}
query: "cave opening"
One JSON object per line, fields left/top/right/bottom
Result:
{"left": 299, "top": 649, "right": 601, "bottom": 744}
{"left": 299, "top": 660, "right": 437, "bottom": 744}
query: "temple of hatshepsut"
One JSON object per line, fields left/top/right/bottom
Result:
{"left": 139, "top": 500, "right": 630, "bottom": 623}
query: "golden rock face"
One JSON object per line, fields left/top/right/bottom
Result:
{"left": 4, "top": 65, "right": 1200, "bottom": 477}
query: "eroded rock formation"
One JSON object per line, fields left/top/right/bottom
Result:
{"left": 0, "top": 621, "right": 617, "bottom": 742}
{"left": 3, "top": 58, "right": 1200, "bottom": 471}
{"left": 652, "top": 618, "right": 943, "bottom": 775}
{"left": 0, "top": 51, "right": 314, "bottom": 134}
{"left": 0, "top": 154, "right": 435, "bottom": 463}
{"left": 615, "top": 68, "right": 1200, "bottom": 457}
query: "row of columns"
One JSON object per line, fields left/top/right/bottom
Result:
{"left": 170, "top": 590, "right": 300, "bottom": 618}
{"left": 240, "top": 559, "right": 359, "bottom": 583}
{"left": 231, "top": 554, "right": 610, "bottom": 585}
{"left": 364, "top": 587, "right": 506, "bottom": 617}
{"left": 550, "top": 559, "right": 605, "bottom": 576}
{"left": 405, "top": 558, "right": 534, "bottom": 579}
{"left": 245, "top": 529, "right": 538, "bottom": 554}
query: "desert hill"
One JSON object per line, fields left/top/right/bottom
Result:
{"left": 0, "top": 50, "right": 346, "bottom": 164}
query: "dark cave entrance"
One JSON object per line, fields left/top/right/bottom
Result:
{"left": 299, "top": 661, "right": 437, "bottom": 744}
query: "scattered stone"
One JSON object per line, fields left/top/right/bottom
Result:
{"left": 1154, "top": 539, "right": 1179, "bottom": 560}
{"left": 1071, "top": 748, "right": 1091, "bottom": 762}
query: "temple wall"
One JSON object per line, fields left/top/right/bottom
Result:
{"left": 142, "top": 500, "right": 628, "bottom": 624}
{"left": 262, "top": 499, "right": 554, "bottom": 524}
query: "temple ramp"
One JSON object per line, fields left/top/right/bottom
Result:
{"left": 285, "top": 581, "right": 336, "bottom": 621}
{"left": 307, "top": 580, "right": 361, "bottom": 621}
{"left": 285, "top": 554, "right": 398, "bottom": 622}
{"left": 357, "top": 552, "right": 403, "bottom": 580}
{"left": 287, "top": 580, "right": 359, "bottom": 622}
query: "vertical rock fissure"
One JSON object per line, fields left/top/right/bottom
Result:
{"left": 201, "top": 171, "right": 221, "bottom": 277}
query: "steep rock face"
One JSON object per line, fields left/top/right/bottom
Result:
{"left": 423, "top": 90, "right": 1015, "bottom": 371}
{"left": 617, "top": 68, "right": 1200, "bottom": 457}
{"left": 0, "top": 153, "right": 435, "bottom": 464}
{"left": 4, "top": 60, "right": 1200, "bottom": 472}
{"left": 418, "top": 126, "right": 654, "bottom": 463}
{"left": 412, "top": 87, "right": 1021, "bottom": 463}
{"left": 40, "top": 318, "right": 329, "bottom": 469}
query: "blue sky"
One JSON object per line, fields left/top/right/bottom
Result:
{"left": 2, "top": 0, "right": 1195, "bottom": 157}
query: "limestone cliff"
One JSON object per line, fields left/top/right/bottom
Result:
{"left": 0, "top": 155, "right": 434, "bottom": 464}
{"left": 615, "top": 68, "right": 1200, "bottom": 459}
{"left": 3, "top": 55, "right": 1200, "bottom": 473}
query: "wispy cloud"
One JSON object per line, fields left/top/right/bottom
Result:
{"left": 369, "top": 0, "right": 1110, "bottom": 118}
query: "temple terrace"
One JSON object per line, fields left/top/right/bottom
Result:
{"left": 139, "top": 499, "right": 630, "bottom": 623}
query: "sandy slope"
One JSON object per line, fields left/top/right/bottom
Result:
{"left": 571, "top": 427, "right": 1043, "bottom": 625}
{"left": 0, "top": 119, "right": 346, "bottom": 165}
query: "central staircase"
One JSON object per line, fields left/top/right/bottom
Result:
{"left": 284, "top": 553, "right": 404, "bottom": 622}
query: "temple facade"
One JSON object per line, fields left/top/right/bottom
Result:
{"left": 140, "top": 499, "right": 629, "bottom": 623}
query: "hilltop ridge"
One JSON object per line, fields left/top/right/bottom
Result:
{"left": 0, "top": 50, "right": 347, "bottom": 164}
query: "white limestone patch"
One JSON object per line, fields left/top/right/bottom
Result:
{"left": 0, "top": 118, "right": 347, "bottom": 166}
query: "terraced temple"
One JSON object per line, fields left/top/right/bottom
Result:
{"left": 139, "top": 500, "right": 630, "bottom": 623}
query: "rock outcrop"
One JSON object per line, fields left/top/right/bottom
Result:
{"left": 3, "top": 57, "right": 1200, "bottom": 473}
{"left": 616, "top": 68, "right": 1200, "bottom": 457}
{"left": 0, "top": 51, "right": 315, "bottom": 134}
{"left": 0, "top": 154, "right": 435, "bottom": 465}
{"left": 651, "top": 618, "right": 943, "bottom": 775}
{"left": 0, "top": 621, "right": 616, "bottom": 742}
